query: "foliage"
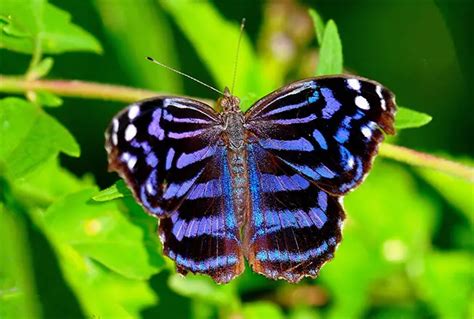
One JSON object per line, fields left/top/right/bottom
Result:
{"left": 0, "top": 1, "right": 472, "bottom": 318}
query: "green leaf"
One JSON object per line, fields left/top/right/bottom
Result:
{"left": 309, "top": 9, "right": 325, "bottom": 46}
{"left": 54, "top": 247, "right": 157, "bottom": 317}
{"left": 160, "top": 1, "right": 275, "bottom": 109}
{"left": 32, "top": 90, "right": 63, "bottom": 107}
{"left": 395, "top": 106, "right": 432, "bottom": 129}
{"left": 94, "top": 0, "right": 182, "bottom": 92}
{"left": 29, "top": 57, "right": 54, "bottom": 79}
{"left": 416, "top": 252, "right": 472, "bottom": 318}
{"left": 43, "top": 188, "right": 165, "bottom": 279}
{"left": 316, "top": 20, "right": 343, "bottom": 75}
{"left": 92, "top": 180, "right": 132, "bottom": 202}
{"left": 322, "top": 161, "right": 436, "bottom": 318}
{"left": 0, "top": 180, "right": 42, "bottom": 319}
{"left": 242, "top": 302, "right": 284, "bottom": 319}
{"left": 14, "top": 157, "right": 92, "bottom": 205}
{"left": 0, "top": 97, "right": 79, "bottom": 178}
{"left": 0, "top": 0, "right": 102, "bottom": 54}
{"left": 168, "top": 274, "right": 239, "bottom": 308}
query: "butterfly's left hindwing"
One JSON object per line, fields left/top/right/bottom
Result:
{"left": 245, "top": 76, "right": 396, "bottom": 195}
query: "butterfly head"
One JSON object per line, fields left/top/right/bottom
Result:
{"left": 218, "top": 87, "right": 241, "bottom": 112}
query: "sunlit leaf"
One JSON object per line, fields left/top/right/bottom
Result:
{"left": 242, "top": 302, "right": 284, "bottom": 319}
{"left": 14, "top": 157, "right": 92, "bottom": 205}
{"left": 94, "top": 0, "right": 182, "bottom": 92}
{"left": 29, "top": 57, "right": 54, "bottom": 79}
{"left": 395, "top": 106, "right": 432, "bottom": 129}
{"left": 0, "top": 97, "right": 79, "bottom": 178}
{"left": 0, "top": 0, "right": 102, "bottom": 54}
{"left": 92, "top": 180, "right": 132, "bottom": 202}
{"left": 44, "top": 188, "right": 165, "bottom": 279}
{"left": 316, "top": 20, "right": 343, "bottom": 75}
{"left": 32, "top": 90, "right": 63, "bottom": 107}
{"left": 0, "top": 180, "right": 42, "bottom": 319}
{"left": 322, "top": 161, "right": 436, "bottom": 318}
{"left": 309, "top": 9, "right": 325, "bottom": 46}
{"left": 168, "top": 274, "right": 239, "bottom": 309}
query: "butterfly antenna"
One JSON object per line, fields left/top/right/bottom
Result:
{"left": 146, "top": 56, "right": 224, "bottom": 96}
{"left": 231, "top": 18, "right": 246, "bottom": 95}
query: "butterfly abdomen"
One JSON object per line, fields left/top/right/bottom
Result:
{"left": 227, "top": 148, "right": 250, "bottom": 228}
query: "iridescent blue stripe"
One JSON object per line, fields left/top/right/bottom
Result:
{"left": 187, "top": 179, "right": 221, "bottom": 199}
{"left": 256, "top": 241, "right": 330, "bottom": 262}
{"left": 248, "top": 145, "right": 263, "bottom": 229}
{"left": 165, "top": 148, "right": 175, "bottom": 170}
{"left": 176, "top": 146, "right": 216, "bottom": 169}
{"left": 251, "top": 208, "right": 326, "bottom": 242}
{"left": 146, "top": 152, "right": 158, "bottom": 167}
{"left": 312, "top": 129, "right": 328, "bottom": 150}
{"left": 263, "top": 100, "right": 309, "bottom": 117}
{"left": 267, "top": 114, "right": 317, "bottom": 125}
{"left": 259, "top": 137, "right": 314, "bottom": 152}
{"left": 221, "top": 148, "right": 236, "bottom": 229}
{"left": 168, "top": 128, "right": 208, "bottom": 139}
{"left": 281, "top": 160, "right": 335, "bottom": 180}
{"left": 148, "top": 109, "right": 165, "bottom": 140}
{"left": 172, "top": 253, "right": 239, "bottom": 271}
{"left": 261, "top": 173, "right": 310, "bottom": 192}
{"left": 321, "top": 88, "right": 341, "bottom": 119}
{"left": 163, "top": 170, "right": 203, "bottom": 199}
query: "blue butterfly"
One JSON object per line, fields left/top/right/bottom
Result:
{"left": 105, "top": 76, "right": 396, "bottom": 283}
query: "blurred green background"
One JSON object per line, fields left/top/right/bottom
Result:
{"left": 1, "top": 0, "right": 472, "bottom": 318}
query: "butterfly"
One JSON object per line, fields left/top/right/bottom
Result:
{"left": 105, "top": 75, "right": 396, "bottom": 284}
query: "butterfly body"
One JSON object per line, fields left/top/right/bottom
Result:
{"left": 105, "top": 75, "right": 396, "bottom": 284}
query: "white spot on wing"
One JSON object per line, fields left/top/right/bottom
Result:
{"left": 112, "top": 133, "right": 118, "bottom": 145}
{"left": 121, "top": 152, "right": 137, "bottom": 170}
{"left": 127, "top": 156, "right": 137, "bottom": 170}
{"left": 128, "top": 105, "right": 140, "bottom": 119}
{"left": 361, "top": 126, "right": 372, "bottom": 138}
{"left": 112, "top": 118, "right": 119, "bottom": 132}
{"left": 124, "top": 124, "right": 137, "bottom": 141}
{"left": 146, "top": 181, "right": 155, "bottom": 194}
{"left": 347, "top": 79, "right": 361, "bottom": 91}
{"left": 376, "top": 85, "right": 383, "bottom": 98}
{"left": 347, "top": 156, "right": 355, "bottom": 169}
{"left": 376, "top": 86, "right": 387, "bottom": 110}
{"left": 355, "top": 96, "right": 370, "bottom": 110}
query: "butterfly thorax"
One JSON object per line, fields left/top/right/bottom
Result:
{"left": 219, "top": 88, "right": 245, "bottom": 151}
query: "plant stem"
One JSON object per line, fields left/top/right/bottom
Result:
{"left": 1, "top": 74, "right": 473, "bottom": 181}
{"left": 379, "top": 144, "right": 474, "bottom": 181}
{"left": 0, "top": 75, "right": 213, "bottom": 104}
